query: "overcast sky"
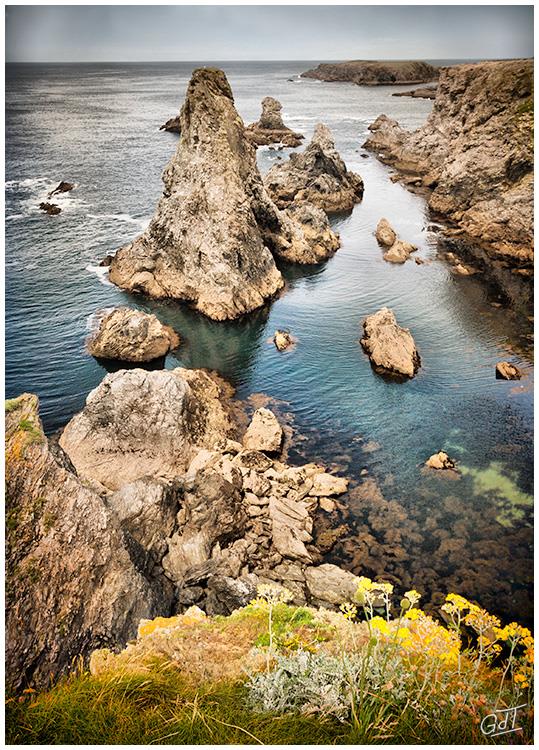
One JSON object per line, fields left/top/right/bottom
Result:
{"left": 5, "top": 5, "right": 534, "bottom": 63}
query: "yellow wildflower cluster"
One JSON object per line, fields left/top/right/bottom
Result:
{"left": 251, "top": 583, "right": 293, "bottom": 608}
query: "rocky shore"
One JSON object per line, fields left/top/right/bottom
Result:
{"left": 363, "top": 59, "right": 533, "bottom": 301}
{"left": 301, "top": 60, "right": 438, "bottom": 86}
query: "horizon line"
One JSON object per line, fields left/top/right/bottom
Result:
{"left": 6, "top": 56, "right": 531, "bottom": 65}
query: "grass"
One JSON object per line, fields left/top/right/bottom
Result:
{"left": 5, "top": 397, "right": 22, "bottom": 413}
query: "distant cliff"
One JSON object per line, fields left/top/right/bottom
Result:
{"left": 363, "top": 59, "right": 533, "bottom": 297}
{"left": 301, "top": 60, "right": 438, "bottom": 86}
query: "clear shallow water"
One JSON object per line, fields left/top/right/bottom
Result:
{"left": 6, "top": 62, "right": 533, "bottom": 623}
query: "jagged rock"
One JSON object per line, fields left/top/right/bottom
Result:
{"left": 425, "top": 451, "right": 457, "bottom": 471}
{"left": 269, "top": 495, "right": 313, "bottom": 562}
{"left": 108, "top": 68, "right": 334, "bottom": 320}
{"left": 159, "top": 116, "right": 181, "bottom": 133}
{"left": 364, "top": 61, "right": 533, "bottom": 281}
{"left": 48, "top": 180, "right": 74, "bottom": 198}
{"left": 375, "top": 219, "right": 417, "bottom": 263}
{"left": 310, "top": 472, "right": 349, "bottom": 497}
{"left": 162, "top": 468, "right": 248, "bottom": 585}
{"left": 264, "top": 123, "right": 364, "bottom": 212}
{"left": 301, "top": 60, "right": 439, "bottom": 86}
{"left": 495, "top": 361, "right": 522, "bottom": 380}
{"left": 39, "top": 202, "right": 61, "bottom": 215}
{"left": 59, "top": 368, "right": 233, "bottom": 490}
{"left": 375, "top": 218, "right": 397, "bottom": 247}
{"left": 99, "top": 254, "right": 114, "bottom": 267}
{"left": 285, "top": 202, "right": 340, "bottom": 261}
{"left": 108, "top": 478, "right": 182, "bottom": 557}
{"left": 5, "top": 394, "right": 165, "bottom": 692}
{"left": 204, "top": 573, "right": 259, "bottom": 615}
{"left": 274, "top": 329, "right": 293, "bottom": 351}
{"left": 245, "top": 97, "right": 304, "bottom": 148}
{"left": 304, "top": 563, "right": 359, "bottom": 606}
{"left": 86, "top": 307, "right": 180, "bottom": 362}
{"left": 243, "top": 408, "right": 283, "bottom": 453}
{"left": 361, "top": 307, "right": 420, "bottom": 379}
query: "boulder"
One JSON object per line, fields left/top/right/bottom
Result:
{"left": 159, "top": 115, "right": 181, "bottom": 133}
{"left": 243, "top": 408, "right": 283, "bottom": 453}
{"left": 285, "top": 202, "right": 340, "bottom": 261}
{"left": 310, "top": 472, "right": 349, "bottom": 497}
{"left": 39, "top": 202, "right": 61, "bottom": 215}
{"left": 425, "top": 451, "right": 457, "bottom": 471}
{"left": 274, "top": 329, "right": 294, "bottom": 351}
{"left": 204, "top": 573, "right": 259, "bottom": 615}
{"left": 108, "top": 68, "right": 334, "bottom": 320}
{"left": 59, "top": 368, "right": 233, "bottom": 490}
{"left": 375, "top": 218, "right": 417, "bottom": 263}
{"left": 48, "top": 180, "right": 74, "bottom": 198}
{"left": 304, "top": 564, "right": 359, "bottom": 606}
{"left": 375, "top": 218, "right": 397, "bottom": 247}
{"left": 86, "top": 307, "right": 180, "bottom": 362}
{"left": 495, "top": 361, "right": 522, "bottom": 380}
{"left": 245, "top": 96, "right": 304, "bottom": 148}
{"left": 264, "top": 123, "right": 364, "bottom": 212}
{"left": 5, "top": 394, "right": 165, "bottom": 691}
{"left": 269, "top": 495, "right": 313, "bottom": 562}
{"left": 360, "top": 307, "right": 420, "bottom": 378}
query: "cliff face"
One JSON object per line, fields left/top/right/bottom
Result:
{"left": 5, "top": 395, "right": 167, "bottom": 692}
{"left": 364, "top": 60, "right": 533, "bottom": 281}
{"left": 301, "top": 60, "right": 438, "bottom": 86}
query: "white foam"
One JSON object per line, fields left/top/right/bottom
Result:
{"left": 86, "top": 306, "right": 116, "bottom": 331}
{"left": 86, "top": 264, "right": 114, "bottom": 287}
{"left": 87, "top": 212, "right": 150, "bottom": 231}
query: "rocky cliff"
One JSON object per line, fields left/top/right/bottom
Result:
{"left": 301, "top": 60, "right": 438, "bottom": 86}
{"left": 363, "top": 60, "right": 533, "bottom": 290}
{"left": 109, "top": 69, "right": 338, "bottom": 320}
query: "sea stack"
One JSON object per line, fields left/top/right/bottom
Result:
{"left": 264, "top": 123, "right": 364, "bottom": 212}
{"left": 108, "top": 68, "right": 339, "bottom": 319}
{"left": 245, "top": 96, "right": 304, "bottom": 148}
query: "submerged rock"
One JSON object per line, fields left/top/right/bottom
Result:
{"left": 159, "top": 115, "right": 181, "bottom": 133}
{"left": 87, "top": 307, "right": 180, "bottom": 362}
{"left": 48, "top": 180, "right": 74, "bottom": 198}
{"left": 364, "top": 61, "right": 533, "bottom": 283}
{"left": 360, "top": 307, "right": 420, "bottom": 378}
{"left": 273, "top": 329, "right": 294, "bottom": 351}
{"left": 39, "top": 202, "right": 61, "bottom": 215}
{"left": 264, "top": 123, "right": 364, "bottom": 212}
{"left": 495, "top": 361, "right": 522, "bottom": 380}
{"left": 59, "top": 368, "right": 233, "bottom": 490}
{"left": 425, "top": 451, "right": 457, "bottom": 471}
{"left": 243, "top": 408, "right": 283, "bottom": 453}
{"left": 5, "top": 394, "right": 164, "bottom": 691}
{"left": 245, "top": 96, "right": 304, "bottom": 148}
{"left": 109, "top": 68, "right": 336, "bottom": 319}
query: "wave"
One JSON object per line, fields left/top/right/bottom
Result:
{"left": 85, "top": 306, "right": 116, "bottom": 331}
{"left": 86, "top": 264, "right": 114, "bottom": 287}
{"left": 86, "top": 212, "right": 150, "bottom": 231}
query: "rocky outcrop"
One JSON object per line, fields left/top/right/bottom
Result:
{"left": 360, "top": 307, "right": 420, "bottom": 379}
{"left": 243, "top": 408, "right": 283, "bottom": 453}
{"left": 159, "top": 116, "right": 181, "bottom": 133}
{"left": 301, "top": 60, "right": 438, "bottom": 86}
{"left": 48, "top": 180, "right": 74, "bottom": 198}
{"left": 364, "top": 61, "right": 533, "bottom": 284}
{"left": 375, "top": 218, "right": 417, "bottom": 263}
{"left": 273, "top": 329, "right": 294, "bottom": 351}
{"left": 264, "top": 124, "right": 364, "bottom": 212}
{"left": 87, "top": 307, "right": 180, "bottom": 362}
{"left": 59, "top": 368, "right": 234, "bottom": 490}
{"left": 425, "top": 451, "right": 457, "bottom": 471}
{"left": 285, "top": 202, "right": 340, "bottom": 261}
{"left": 495, "top": 361, "right": 522, "bottom": 380}
{"left": 393, "top": 86, "right": 437, "bottom": 99}
{"left": 39, "top": 202, "right": 61, "bottom": 215}
{"left": 5, "top": 394, "right": 165, "bottom": 692}
{"left": 108, "top": 68, "right": 340, "bottom": 320}
{"left": 245, "top": 96, "right": 304, "bottom": 148}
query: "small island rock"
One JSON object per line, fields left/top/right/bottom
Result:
{"left": 375, "top": 218, "right": 397, "bottom": 247}
{"left": 273, "top": 329, "right": 293, "bottom": 351}
{"left": 361, "top": 307, "right": 420, "bottom": 378}
{"left": 86, "top": 307, "right": 180, "bottom": 362}
{"left": 48, "top": 180, "right": 74, "bottom": 198}
{"left": 495, "top": 361, "right": 522, "bottom": 380}
{"left": 245, "top": 96, "right": 304, "bottom": 148}
{"left": 375, "top": 218, "right": 417, "bottom": 263}
{"left": 39, "top": 202, "right": 61, "bottom": 215}
{"left": 425, "top": 451, "right": 457, "bottom": 470}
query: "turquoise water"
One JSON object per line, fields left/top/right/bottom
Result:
{"left": 5, "top": 62, "right": 533, "bottom": 622}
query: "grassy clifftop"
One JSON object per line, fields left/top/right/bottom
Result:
{"left": 7, "top": 583, "right": 533, "bottom": 744}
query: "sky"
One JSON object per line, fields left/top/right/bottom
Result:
{"left": 5, "top": 5, "right": 534, "bottom": 63}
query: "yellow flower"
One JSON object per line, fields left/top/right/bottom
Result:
{"left": 340, "top": 602, "right": 358, "bottom": 620}
{"left": 404, "top": 590, "right": 421, "bottom": 607}
{"left": 396, "top": 627, "right": 412, "bottom": 644}
{"left": 370, "top": 616, "right": 390, "bottom": 635}
{"left": 403, "top": 608, "right": 423, "bottom": 621}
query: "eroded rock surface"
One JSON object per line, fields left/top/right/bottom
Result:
{"left": 5, "top": 395, "right": 165, "bottom": 692}
{"left": 59, "top": 368, "right": 233, "bottom": 490}
{"left": 361, "top": 307, "right": 420, "bottom": 379}
{"left": 87, "top": 307, "right": 180, "bottom": 362}
{"left": 264, "top": 123, "right": 364, "bottom": 213}
{"left": 245, "top": 96, "right": 304, "bottom": 148}
{"left": 301, "top": 60, "right": 438, "bottom": 86}
{"left": 364, "top": 61, "right": 533, "bottom": 283}
{"left": 243, "top": 407, "right": 283, "bottom": 453}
